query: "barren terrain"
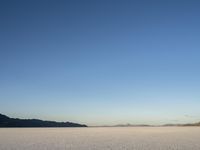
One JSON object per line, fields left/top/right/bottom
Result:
{"left": 0, "top": 127, "right": 200, "bottom": 150}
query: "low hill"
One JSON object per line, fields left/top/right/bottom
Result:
{"left": 182, "top": 122, "right": 200, "bottom": 126}
{"left": 0, "top": 114, "right": 87, "bottom": 127}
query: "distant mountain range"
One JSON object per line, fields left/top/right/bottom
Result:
{"left": 114, "top": 122, "right": 200, "bottom": 127}
{"left": 180, "top": 122, "right": 200, "bottom": 126}
{"left": 94, "top": 122, "right": 200, "bottom": 127}
{"left": 0, "top": 114, "right": 87, "bottom": 127}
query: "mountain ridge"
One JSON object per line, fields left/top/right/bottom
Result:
{"left": 0, "top": 113, "right": 87, "bottom": 127}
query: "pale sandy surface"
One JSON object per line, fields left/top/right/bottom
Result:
{"left": 0, "top": 127, "right": 200, "bottom": 150}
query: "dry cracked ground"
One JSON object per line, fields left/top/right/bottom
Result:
{"left": 0, "top": 127, "right": 200, "bottom": 150}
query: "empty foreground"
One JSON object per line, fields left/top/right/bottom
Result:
{"left": 0, "top": 127, "right": 200, "bottom": 150}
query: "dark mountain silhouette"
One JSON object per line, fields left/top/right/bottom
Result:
{"left": 182, "top": 122, "right": 200, "bottom": 126}
{"left": 0, "top": 114, "right": 87, "bottom": 127}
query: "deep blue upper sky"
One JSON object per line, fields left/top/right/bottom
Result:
{"left": 0, "top": 0, "right": 200, "bottom": 125}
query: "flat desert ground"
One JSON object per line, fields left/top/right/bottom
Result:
{"left": 0, "top": 127, "right": 200, "bottom": 150}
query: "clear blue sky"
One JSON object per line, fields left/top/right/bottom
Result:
{"left": 0, "top": 0, "right": 200, "bottom": 126}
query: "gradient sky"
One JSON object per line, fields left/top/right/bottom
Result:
{"left": 0, "top": 0, "right": 200, "bottom": 126}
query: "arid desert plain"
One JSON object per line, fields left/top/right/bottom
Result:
{"left": 0, "top": 127, "right": 200, "bottom": 150}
